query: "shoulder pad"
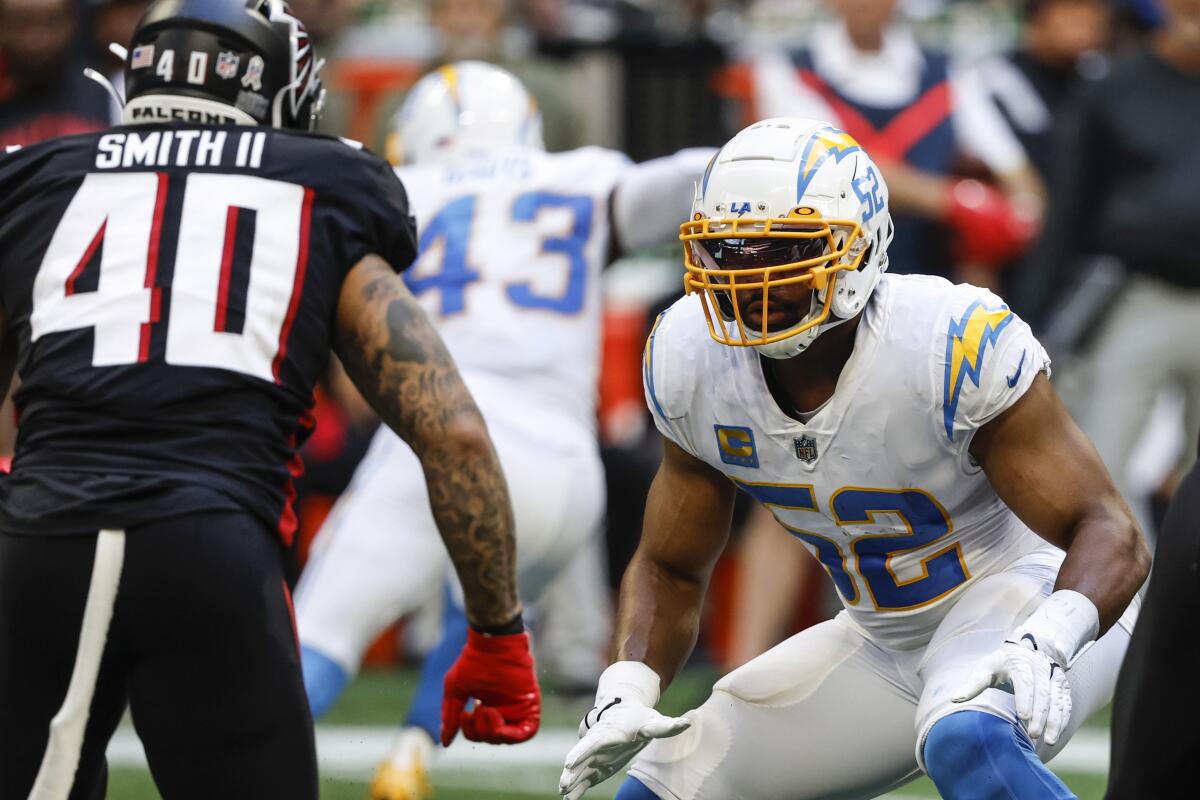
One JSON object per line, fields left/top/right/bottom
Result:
{"left": 939, "top": 285, "right": 1048, "bottom": 443}
{"left": 643, "top": 295, "right": 707, "bottom": 424}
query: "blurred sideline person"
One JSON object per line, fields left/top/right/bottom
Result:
{"left": 558, "top": 118, "right": 1148, "bottom": 800}
{"left": 0, "top": 0, "right": 111, "bottom": 146}
{"left": 363, "top": 0, "right": 585, "bottom": 154}
{"left": 754, "top": 0, "right": 1043, "bottom": 282}
{"left": 1037, "top": 0, "right": 1200, "bottom": 536}
{"left": 293, "top": 61, "right": 713, "bottom": 800}
{"left": 0, "top": 2, "right": 538, "bottom": 799}
{"left": 976, "top": 0, "right": 1112, "bottom": 308}
{"left": 87, "top": 0, "right": 156, "bottom": 124}
{"left": 978, "top": 0, "right": 1111, "bottom": 189}
{"left": 1106, "top": 435, "right": 1200, "bottom": 798}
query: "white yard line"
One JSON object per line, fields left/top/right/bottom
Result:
{"left": 107, "top": 726, "right": 586, "bottom": 776}
{"left": 106, "top": 723, "right": 1109, "bottom": 795}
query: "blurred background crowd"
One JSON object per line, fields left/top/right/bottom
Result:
{"left": 2, "top": 0, "right": 1197, "bottom": 684}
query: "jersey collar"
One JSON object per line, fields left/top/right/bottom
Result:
{"left": 730, "top": 276, "right": 890, "bottom": 443}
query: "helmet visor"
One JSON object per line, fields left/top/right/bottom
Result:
{"left": 691, "top": 238, "right": 831, "bottom": 333}
{"left": 691, "top": 237, "right": 830, "bottom": 272}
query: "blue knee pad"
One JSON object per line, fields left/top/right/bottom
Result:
{"left": 405, "top": 587, "right": 469, "bottom": 740}
{"left": 614, "top": 776, "right": 663, "bottom": 800}
{"left": 301, "top": 645, "right": 348, "bottom": 720}
{"left": 923, "top": 710, "right": 1075, "bottom": 800}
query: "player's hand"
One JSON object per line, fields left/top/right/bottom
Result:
{"left": 952, "top": 590, "right": 1100, "bottom": 747}
{"left": 441, "top": 628, "right": 540, "bottom": 746}
{"left": 943, "top": 178, "right": 1039, "bottom": 268}
{"left": 558, "top": 662, "right": 690, "bottom": 800}
{"left": 952, "top": 636, "right": 1071, "bottom": 745}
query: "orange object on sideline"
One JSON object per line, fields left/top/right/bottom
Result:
{"left": 711, "top": 64, "right": 758, "bottom": 128}
{"left": 598, "top": 307, "right": 649, "bottom": 442}
{"left": 328, "top": 60, "right": 424, "bottom": 145}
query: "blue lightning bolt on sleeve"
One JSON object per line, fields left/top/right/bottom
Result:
{"left": 941, "top": 294, "right": 1050, "bottom": 443}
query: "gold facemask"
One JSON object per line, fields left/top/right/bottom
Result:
{"left": 679, "top": 206, "right": 868, "bottom": 347}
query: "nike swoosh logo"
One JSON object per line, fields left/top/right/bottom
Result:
{"left": 586, "top": 697, "right": 621, "bottom": 729}
{"left": 1006, "top": 351, "right": 1027, "bottom": 388}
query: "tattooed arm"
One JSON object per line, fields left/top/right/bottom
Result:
{"left": 333, "top": 254, "right": 521, "bottom": 630}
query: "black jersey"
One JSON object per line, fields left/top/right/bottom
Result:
{"left": 0, "top": 124, "right": 417, "bottom": 540}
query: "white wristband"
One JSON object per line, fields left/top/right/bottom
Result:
{"left": 596, "top": 661, "right": 664, "bottom": 708}
{"left": 1011, "top": 589, "right": 1100, "bottom": 668}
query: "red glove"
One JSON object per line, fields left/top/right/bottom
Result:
{"left": 441, "top": 628, "right": 541, "bottom": 746}
{"left": 943, "top": 178, "right": 1039, "bottom": 269}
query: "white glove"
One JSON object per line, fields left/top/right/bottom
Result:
{"left": 952, "top": 590, "right": 1100, "bottom": 746}
{"left": 558, "top": 661, "right": 691, "bottom": 800}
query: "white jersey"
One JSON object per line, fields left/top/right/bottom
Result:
{"left": 397, "top": 146, "right": 631, "bottom": 434}
{"left": 645, "top": 273, "right": 1053, "bottom": 649}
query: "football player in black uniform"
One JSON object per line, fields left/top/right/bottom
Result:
{"left": 1107, "top": 435, "right": 1200, "bottom": 799}
{"left": 0, "top": 2, "right": 540, "bottom": 798}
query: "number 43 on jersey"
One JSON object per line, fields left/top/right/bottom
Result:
{"left": 407, "top": 191, "right": 593, "bottom": 316}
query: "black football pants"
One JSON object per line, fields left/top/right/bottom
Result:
{"left": 1107, "top": 460, "right": 1200, "bottom": 799}
{"left": 0, "top": 512, "right": 317, "bottom": 800}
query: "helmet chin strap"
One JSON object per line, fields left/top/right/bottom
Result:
{"left": 753, "top": 313, "right": 854, "bottom": 359}
{"left": 748, "top": 288, "right": 855, "bottom": 360}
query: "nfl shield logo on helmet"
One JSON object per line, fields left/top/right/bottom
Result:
{"left": 793, "top": 435, "right": 818, "bottom": 463}
{"left": 216, "top": 52, "right": 241, "bottom": 80}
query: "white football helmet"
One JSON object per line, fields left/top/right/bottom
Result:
{"left": 389, "top": 61, "right": 544, "bottom": 165}
{"left": 681, "top": 117, "right": 894, "bottom": 358}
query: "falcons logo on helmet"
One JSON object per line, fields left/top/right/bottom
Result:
{"left": 252, "top": 0, "right": 325, "bottom": 125}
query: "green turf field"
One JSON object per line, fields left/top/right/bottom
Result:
{"left": 105, "top": 767, "right": 1110, "bottom": 800}
{"left": 104, "top": 668, "right": 1113, "bottom": 799}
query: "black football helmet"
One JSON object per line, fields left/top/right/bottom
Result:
{"left": 123, "top": 0, "right": 324, "bottom": 130}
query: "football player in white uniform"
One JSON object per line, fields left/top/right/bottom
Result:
{"left": 292, "top": 61, "right": 713, "bottom": 799}
{"left": 559, "top": 118, "right": 1149, "bottom": 800}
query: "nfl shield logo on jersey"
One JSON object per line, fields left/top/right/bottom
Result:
{"left": 793, "top": 435, "right": 818, "bottom": 463}
{"left": 216, "top": 52, "right": 241, "bottom": 80}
